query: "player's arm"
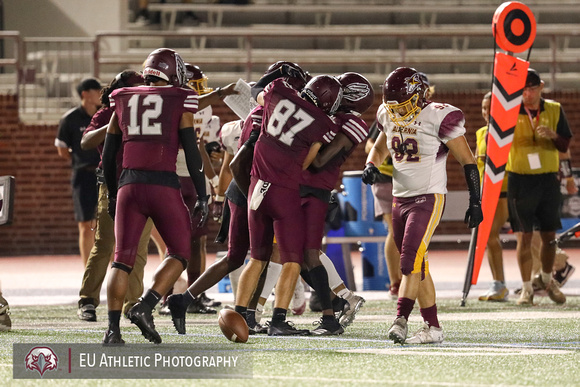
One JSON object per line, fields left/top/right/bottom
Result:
{"left": 212, "top": 150, "right": 234, "bottom": 221}
{"left": 230, "top": 130, "right": 259, "bottom": 197}
{"left": 362, "top": 130, "right": 390, "bottom": 185}
{"left": 179, "top": 112, "right": 209, "bottom": 227}
{"left": 309, "top": 133, "right": 354, "bottom": 171}
{"left": 81, "top": 125, "right": 107, "bottom": 150}
{"left": 102, "top": 113, "right": 122, "bottom": 218}
{"left": 303, "top": 142, "right": 322, "bottom": 170}
{"left": 446, "top": 135, "right": 483, "bottom": 228}
{"left": 252, "top": 64, "right": 305, "bottom": 105}
{"left": 197, "top": 83, "right": 238, "bottom": 111}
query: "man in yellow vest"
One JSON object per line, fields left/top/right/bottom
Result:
{"left": 507, "top": 69, "right": 572, "bottom": 306}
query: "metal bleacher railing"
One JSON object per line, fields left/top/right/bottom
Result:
{"left": 3, "top": 17, "right": 580, "bottom": 123}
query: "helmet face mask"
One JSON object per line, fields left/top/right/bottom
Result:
{"left": 185, "top": 63, "right": 213, "bottom": 94}
{"left": 382, "top": 67, "right": 427, "bottom": 126}
{"left": 142, "top": 48, "right": 186, "bottom": 87}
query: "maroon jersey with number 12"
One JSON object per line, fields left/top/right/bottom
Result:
{"left": 109, "top": 86, "right": 199, "bottom": 172}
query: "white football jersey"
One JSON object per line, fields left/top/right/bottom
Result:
{"left": 220, "top": 120, "right": 243, "bottom": 155}
{"left": 376, "top": 102, "right": 466, "bottom": 197}
{"left": 194, "top": 106, "right": 220, "bottom": 144}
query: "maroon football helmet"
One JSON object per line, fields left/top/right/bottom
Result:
{"left": 301, "top": 75, "right": 343, "bottom": 115}
{"left": 265, "top": 61, "right": 308, "bottom": 91}
{"left": 382, "top": 67, "right": 429, "bottom": 126}
{"left": 338, "top": 72, "right": 374, "bottom": 115}
{"left": 185, "top": 63, "right": 213, "bottom": 95}
{"left": 142, "top": 48, "right": 186, "bottom": 87}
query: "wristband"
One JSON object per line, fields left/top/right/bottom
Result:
{"left": 214, "top": 194, "right": 225, "bottom": 202}
{"left": 216, "top": 87, "right": 224, "bottom": 99}
{"left": 210, "top": 175, "right": 219, "bottom": 189}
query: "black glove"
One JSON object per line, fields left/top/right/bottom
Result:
{"left": 464, "top": 199, "right": 483, "bottom": 228}
{"left": 107, "top": 196, "right": 117, "bottom": 221}
{"left": 193, "top": 195, "right": 210, "bottom": 228}
{"left": 361, "top": 162, "right": 380, "bottom": 185}
{"left": 463, "top": 164, "right": 483, "bottom": 228}
{"left": 281, "top": 63, "right": 305, "bottom": 81}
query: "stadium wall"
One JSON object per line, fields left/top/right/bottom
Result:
{"left": 1, "top": 91, "right": 578, "bottom": 256}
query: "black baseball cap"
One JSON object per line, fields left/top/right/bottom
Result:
{"left": 76, "top": 77, "right": 102, "bottom": 96}
{"left": 525, "top": 69, "right": 542, "bottom": 88}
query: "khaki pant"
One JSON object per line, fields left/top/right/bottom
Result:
{"left": 78, "top": 183, "right": 152, "bottom": 314}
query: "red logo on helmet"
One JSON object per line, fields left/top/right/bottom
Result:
{"left": 25, "top": 347, "right": 58, "bottom": 377}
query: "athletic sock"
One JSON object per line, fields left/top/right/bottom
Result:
{"left": 272, "top": 307, "right": 287, "bottom": 322}
{"left": 522, "top": 281, "right": 533, "bottom": 294}
{"left": 141, "top": 289, "right": 161, "bottom": 310}
{"left": 319, "top": 251, "right": 344, "bottom": 290}
{"left": 108, "top": 310, "right": 122, "bottom": 330}
{"left": 396, "top": 297, "right": 415, "bottom": 321}
{"left": 308, "top": 266, "right": 332, "bottom": 311}
{"left": 337, "top": 288, "right": 354, "bottom": 300}
{"left": 419, "top": 304, "right": 440, "bottom": 328}
{"left": 300, "top": 269, "right": 314, "bottom": 288}
{"left": 260, "top": 262, "right": 282, "bottom": 301}
{"left": 540, "top": 271, "right": 551, "bottom": 285}
{"left": 234, "top": 305, "right": 247, "bottom": 318}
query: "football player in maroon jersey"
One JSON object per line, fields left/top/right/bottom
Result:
{"left": 101, "top": 48, "right": 236, "bottom": 344}
{"left": 232, "top": 70, "right": 343, "bottom": 336}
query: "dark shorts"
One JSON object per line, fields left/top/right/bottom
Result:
{"left": 507, "top": 172, "right": 562, "bottom": 233}
{"left": 227, "top": 200, "right": 250, "bottom": 266}
{"left": 392, "top": 193, "right": 445, "bottom": 277}
{"left": 300, "top": 195, "right": 328, "bottom": 250}
{"left": 179, "top": 176, "right": 209, "bottom": 238}
{"left": 114, "top": 183, "right": 191, "bottom": 268}
{"left": 71, "top": 168, "right": 98, "bottom": 222}
{"left": 248, "top": 177, "right": 304, "bottom": 264}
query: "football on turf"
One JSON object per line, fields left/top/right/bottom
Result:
{"left": 218, "top": 309, "right": 249, "bottom": 343}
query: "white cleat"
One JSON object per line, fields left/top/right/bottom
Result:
{"left": 387, "top": 317, "right": 408, "bottom": 344}
{"left": 407, "top": 323, "right": 444, "bottom": 344}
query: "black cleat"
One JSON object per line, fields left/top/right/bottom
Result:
{"left": 102, "top": 328, "right": 125, "bottom": 345}
{"left": 77, "top": 304, "right": 97, "bottom": 322}
{"left": 267, "top": 320, "right": 311, "bottom": 336}
{"left": 200, "top": 292, "right": 221, "bottom": 307}
{"left": 127, "top": 302, "right": 162, "bottom": 344}
{"left": 311, "top": 317, "right": 344, "bottom": 336}
{"left": 246, "top": 312, "right": 267, "bottom": 334}
{"left": 167, "top": 294, "right": 187, "bottom": 335}
{"left": 186, "top": 297, "right": 217, "bottom": 314}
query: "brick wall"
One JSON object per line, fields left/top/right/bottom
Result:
{"left": 1, "top": 92, "right": 578, "bottom": 256}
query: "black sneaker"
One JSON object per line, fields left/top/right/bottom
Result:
{"left": 77, "top": 304, "right": 97, "bottom": 322}
{"left": 102, "top": 328, "right": 125, "bottom": 345}
{"left": 553, "top": 262, "right": 575, "bottom": 287}
{"left": 186, "top": 297, "right": 217, "bottom": 314}
{"left": 246, "top": 312, "right": 268, "bottom": 335}
{"left": 127, "top": 302, "right": 162, "bottom": 344}
{"left": 311, "top": 317, "right": 344, "bottom": 336}
{"left": 200, "top": 292, "right": 221, "bottom": 307}
{"left": 167, "top": 294, "right": 187, "bottom": 335}
{"left": 267, "top": 320, "right": 311, "bottom": 336}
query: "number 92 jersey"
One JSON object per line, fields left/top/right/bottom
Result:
{"left": 252, "top": 78, "right": 337, "bottom": 190}
{"left": 376, "top": 102, "right": 466, "bottom": 197}
{"left": 110, "top": 86, "right": 199, "bottom": 172}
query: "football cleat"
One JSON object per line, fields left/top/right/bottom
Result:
{"left": 127, "top": 302, "right": 162, "bottom": 344}
{"left": 102, "top": 329, "right": 125, "bottom": 346}
{"left": 167, "top": 294, "right": 188, "bottom": 335}
{"left": 388, "top": 317, "right": 408, "bottom": 344}
{"left": 478, "top": 281, "right": 509, "bottom": 302}
{"left": 407, "top": 323, "right": 444, "bottom": 344}
{"left": 77, "top": 304, "right": 97, "bottom": 322}
{"left": 267, "top": 320, "right": 311, "bottom": 336}
{"left": 0, "top": 294, "right": 11, "bottom": 332}
{"left": 338, "top": 294, "right": 366, "bottom": 328}
{"left": 186, "top": 297, "right": 217, "bottom": 314}
{"left": 532, "top": 274, "right": 566, "bottom": 304}
{"left": 311, "top": 317, "right": 344, "bottom": 336}
{"left": 199, "top": 292, "right": 221, "bottom": 308}
{"left": 553, "top": 262, "right": 575, "bottom": 287}
{"left": 389, "top": 282, "right": 400, "bottom": 300}
{"left": 516, "top": 288, "right": 534, "bottom": 306}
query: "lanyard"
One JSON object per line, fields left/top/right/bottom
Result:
{"left": 524, "top": 107, "right": 539, "bottom": 144}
